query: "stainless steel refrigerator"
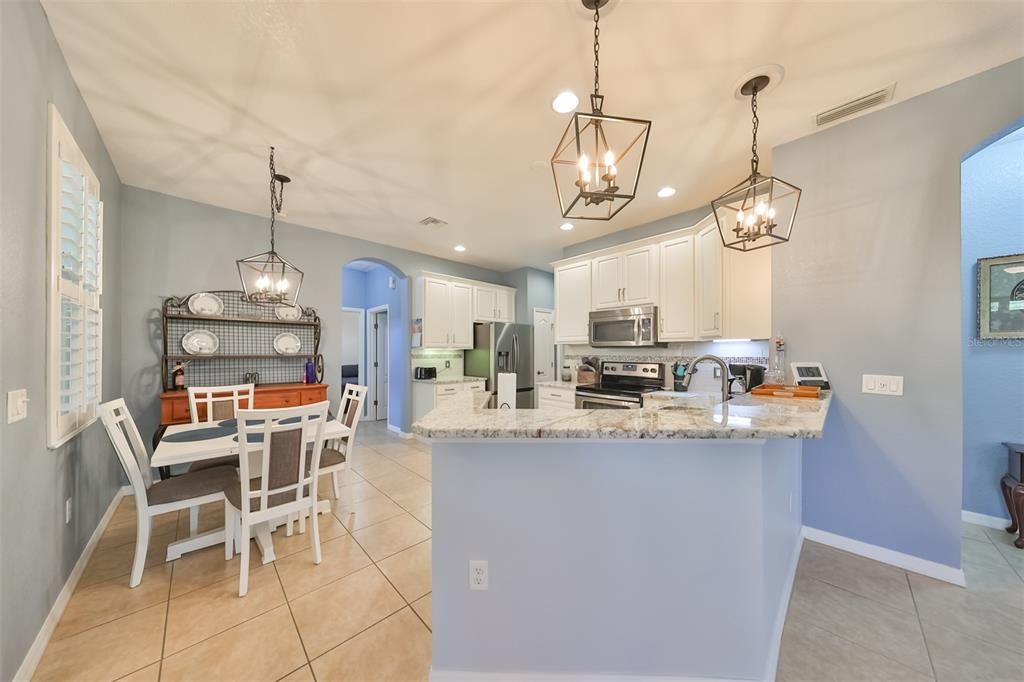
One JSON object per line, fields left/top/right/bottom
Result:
{"left": 464, "top": 322, "right": 534, "bottom": 409}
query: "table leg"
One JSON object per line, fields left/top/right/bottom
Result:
{"left": 1012, "top": 484, "right": 1024, "bottom": 550}
{"left": 254, "top": 522, "right": 277, "bottom": 564}
{"left": 1002, "top": 476, "right": 1018, "bottom": 535}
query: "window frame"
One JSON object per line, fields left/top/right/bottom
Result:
{"left": 47, "top": 104, "right": 103, "bottom": 449}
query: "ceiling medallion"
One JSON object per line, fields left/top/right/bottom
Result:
{"left": 236, "top": 147, "right": 304, "bottom": 306}
{"left": 710, "top": 76, "right": 801, "bottom": 252}
{"left": 551, "top": 0, "right": 651, "bottom": 221}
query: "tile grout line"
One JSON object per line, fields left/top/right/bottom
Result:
{"left": 274, "top": 562, "right": 316, "bottom": 674}
{"left": 157, "top": 558, "right": 175, "bottom": 681}
{"left": 801, "top": 573, "right": 919, "bottom": 617}
{"left": 906, "top": 571, "right": 939, "bottom": 680}
{"left": 799, "top": 618, "right": 937, "bottom": 678}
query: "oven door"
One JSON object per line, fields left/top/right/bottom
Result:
{"left": 575, "top": 394, "right": 642, "bottom": 410}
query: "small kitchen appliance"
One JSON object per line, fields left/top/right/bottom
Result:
{"left": 575, "top": 361, "right": 665, "bottom": 409}
{"left": 588, "top": 306, "right": 660, "bottom": 347}
{"left": 727, "top": 363, "right": 766, "bottom": 394}
{"left": 414, "top": 366, "right": 437, "bottom": 380}
{"left": 790, "top": 361, "right": 831, "bottom": 389}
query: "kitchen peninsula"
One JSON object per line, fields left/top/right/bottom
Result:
{"left": 416, "top": 392, "right": 830, "bottom": 681}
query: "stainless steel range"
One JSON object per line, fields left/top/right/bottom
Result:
{"left": 575, "top": 361, "right": 665, "bottom": 409}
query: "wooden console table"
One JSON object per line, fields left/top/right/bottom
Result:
{"left": 160, "top": 382, "right": 329, "bottom": 425}
{"left": 1000, "top": 442, "right": 1024, "bottom": 549}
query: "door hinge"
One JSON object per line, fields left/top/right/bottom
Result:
{"left": 373, "top": 400, "right": 378, "bottom": 406}
{"left": 374, "top": 323, "right": 379, "bottom": 330}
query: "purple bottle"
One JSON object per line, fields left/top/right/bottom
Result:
{"left": 304, "top": 357, "right": 315, "bottom": 384}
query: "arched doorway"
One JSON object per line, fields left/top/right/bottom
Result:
{"left": 341, "top": 258, "right": 409, "bottom": 434}
{"left": 961, "top": 120, "right": 1024, "bottom": 524}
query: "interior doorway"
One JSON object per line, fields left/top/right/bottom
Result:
{"left": 341, "top": 307, "right": 365, "bottom": 394}
{"left": 367, "top": 305, "right": 389, "bottom": 421}
{"left": 533, "top": 308, "right": 555, "bottom": 384}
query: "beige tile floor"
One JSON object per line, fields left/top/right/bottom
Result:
{"left": 34, "top": 421, "right": 1024, "bottom": 681}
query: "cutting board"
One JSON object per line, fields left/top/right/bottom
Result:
{"left": 750, "top": 384, "right": 821, "bottom": 399}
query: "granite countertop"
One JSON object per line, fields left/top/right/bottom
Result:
{"left": 412, "top": 376, "right": 487, "bottom": 385}
{"left": 536, "top": 380, "right": 580, "bottom": 390}
{"left": 412, "top": 391, "right": 832, "bottom": 441}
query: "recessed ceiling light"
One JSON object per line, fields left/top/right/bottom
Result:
{"left": 454, "top": 245, "right": 466, "bottom": 252}
{"left": 551, "top": 91, "right": 579, "bottom": 114}
{"left": 657, "top": 186, "right": 676, "bottom": 198}
{"left": 560, "top": 222, "right": 574, "bottom": 231}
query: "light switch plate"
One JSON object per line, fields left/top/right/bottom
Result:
{"left": 862, "top": 375, "right": 903, "bottom": 396}
{"left": 7, "top": 389, "right": 28, "bottom": 423}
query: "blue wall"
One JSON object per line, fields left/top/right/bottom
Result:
{"left": 342, "top": 267, "right": 367, "bottom": 308}
{"left": 961, "top": 123, "right": 1024, "bottom": 519}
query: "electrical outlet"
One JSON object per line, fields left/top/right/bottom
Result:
{"left": 445, "top": 360, "right": 451, "bottom": 369}
{"left": 862, "top": 374, "right": 903, "bottom": 396}
{"left": 65, "top": 498, "right": 73, "bottom": 524}
{"left": 469, "top": 559, "right": 489, "bottom": 591}
{"left": 7, "top": 389, "right": 28, "bottom": 423}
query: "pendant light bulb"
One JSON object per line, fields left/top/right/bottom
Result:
{"left": 604, "top": 150, "right": 615, "bottom": 166}
{"left": 768, "top": 207, "right": 777, "bottom": 219}
{"left": 755, "top": 202, "right": 767, "bottom": 216}
{"left": 579, "top": 153, "right": 590, "bottom": 172}
{"left": 736, "top": 210, "right": 745, "bottom": 224}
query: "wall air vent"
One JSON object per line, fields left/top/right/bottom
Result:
{"left": 816, "top": 83, "right": 896, "bottom": 127}
{"left": 418, "top": 216, "right": 448, "bottom": 228}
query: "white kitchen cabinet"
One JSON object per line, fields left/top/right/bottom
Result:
{"left": 412, "top": 379, "right": 486, "bottom": 423}
{"left": 591, "top": 246, "right": 658, "bottom": 309}
{"left": 537, "top": 385, "right": 576, "bottom": 411}
{"left": 554, "top": 260, "right": 592, "bottom": 344}
{"left": 659, "top": 235, "right": 696, "bottom": 341}
{"left": 696, "top": 220, "right": 723, "bottom": 338}
{"left": 495, "top": 287, "right": 514, "bottom": 322}
{"left": 473, "top": 286, "right": 497, "bottom": 322}
{"left": 723, "top": 246, "right": 772, "bottom": 339}
{"left": 416, "top": 275, "right": 474, "bottom": 348}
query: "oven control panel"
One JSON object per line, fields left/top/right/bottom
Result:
{"left": 600, "top": 362, "right": 664, "bottom": 379}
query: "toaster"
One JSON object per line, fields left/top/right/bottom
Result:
{"left": 414, "top": 367, "right": 437, "bottom": 380}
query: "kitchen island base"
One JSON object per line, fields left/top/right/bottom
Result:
{"left": 431, "top": 438, "right": 803, "bottom": 682}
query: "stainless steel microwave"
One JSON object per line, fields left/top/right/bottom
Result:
{"left": 588, "top": 306, "right": 660, "bottom": 347}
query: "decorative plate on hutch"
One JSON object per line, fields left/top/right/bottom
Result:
{"left": 275, "top": 304, "right": 303, "bottom": 321}
{"left": 182, "top": 329, "right": 219, "bottom": 355}
{"left": 187, "top": 292, "right": 224, "bottom": 316}
{"left": 273, "top": 332, "right": 302, "bottom": 355}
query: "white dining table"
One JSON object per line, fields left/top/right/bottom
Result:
{"left": 151, "top": 418, "right": 352, "bottom": 564}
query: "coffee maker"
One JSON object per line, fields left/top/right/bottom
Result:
{"left": 727, "top": 364, "right": 766, "bottom": 394}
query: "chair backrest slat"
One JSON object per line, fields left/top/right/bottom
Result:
{"left": 188, "top": 384, "right": 255, "bottom": 424}
{"left": 339, "top": 385, "right": 368, "bottom": 438}
{"left": 235, "top": 401, "right": 328, "bottom": 520}
{"left": 99, "top": 399, "right": 154, "bottom": 496}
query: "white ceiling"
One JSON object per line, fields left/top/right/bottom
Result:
{"left": 43, "top": 0, "right": 1024, "bottom": 271}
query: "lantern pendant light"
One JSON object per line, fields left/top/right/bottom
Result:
{"left": 710, "top": 76, "right": 801, "bottom": 252}
{"left": 236, "top": 147, "right": 304, "bottom": 306}
{"left": 551, "top": 0, "right": 651, "bottom": 221}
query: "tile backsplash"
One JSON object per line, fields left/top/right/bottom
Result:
{"left": 411, "top": 348, "right": 465, "bottom": 380}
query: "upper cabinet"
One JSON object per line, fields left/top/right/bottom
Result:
{"left": 591, "top": 246, "right": 658, "bottom": 309}
{"left": 416, "top": 273, "right": 513, "bottom": 349}
{"left": 472, "top": 284, "right": 515, "bottom": 323}
{"left": 551, "top": 212, "right": 772, "bottom": 345}
{"left": 696, "top": 219, "right": 723, "bottom": 338}
{"left": 554, "top": 260, "right": 592, "bottom": 344}
{"left": 659, "top": 235, "right": 695, "bottom": 341}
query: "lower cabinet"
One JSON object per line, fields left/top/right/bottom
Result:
{"left": 159, "top": 383, "right": 328, "bottom": 426}
{"left": 537, "top": 385, "right": 576, "bottom": 411}
{"left": 412, "top": 379, "right": 487, "bottom": 423}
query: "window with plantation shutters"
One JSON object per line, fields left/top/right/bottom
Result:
{"left": 48, "top": 105, "right": 103, "bottom": 448}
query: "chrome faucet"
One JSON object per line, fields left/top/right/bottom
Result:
{"left": 681, "top": 354, "right": 731, "bottom": 405}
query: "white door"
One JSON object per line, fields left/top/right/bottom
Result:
{"left": 591, "top": 254, "right": 623, "bottom": 309}
{"left": 372, "top": 310, "right": 388, "bottom": 420}
{"left": 449, "top": 281, "right": 474, "bottom": 348}
{"left": 495, "top": 288, "right": 514, "bottom": 322}
{"left": 697, "top": 222, "right": 723, "bottom": 338}
{"left": 474, "top": 286, "right": 496, "bottom": 322}
{"left": 621, "top": 245, "right": 657, "bottom": 305}
{"left": 659, "top": 236, "right": 695, "bottom": 341}
{"left": 533, "top": 308, "right": 555, "bottom": 384}
{"left": 422, "top": 277, "right": 451, "bottom": 347}
{"left": 554, "top": 261, "right": 592, "bottom": 343}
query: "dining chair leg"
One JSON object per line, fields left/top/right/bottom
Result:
{"left": 286, "top": 513, "right": 294, "bottom": 537}
{"left": 130, "top": 514, "right": 151, "bottom": 588}
{"left": 238, "top": 525, "right": 250, "bottom": 597}
{"left": 332, "top": 471, "right": 343, "bottom": 499}
{"left": 189, "top": 506, "right": 199, "bottom": 536}
{"left": 298, "top": 508, "right": 306, "bottom": 535}
{"left": 223, "top": 504, "right": 233, "bottom": 560}
{"left": 309, "top": 501, "right": 322, "bottom": 565}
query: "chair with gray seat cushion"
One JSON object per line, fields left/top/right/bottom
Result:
{"left": 320, "top": 385, "right": 367, "bottom": 498}
{"left": 225, "top": 400, "right": 329, "bottom": 596}
{"left": 99, "top": 399, "right": 235, "bottom": 587}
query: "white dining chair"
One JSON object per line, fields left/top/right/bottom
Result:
{"left": 99, "top": 399, "right": 236, "bottom": 587}
{"left": 225, "top": 401, "right": 329, "bottom": 596}
{"left": 322, "top": 384, "right": 368, "bottom": 498}
{"left": 184, "top": 384, "right": 255, "bottom": 532}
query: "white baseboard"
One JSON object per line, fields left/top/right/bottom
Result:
{"left": 763, "top": 534, "right": 803, "bottom": 682}
{"left": 387, "top": 423, "right": 414, "bottom": 439}
{"left": 802, "top": 526, "right": 966, "bottom": 587}
{"left": 431, "top": 672, "right": 749, "bottom": 682}
{"left": 13, "top": 486, "right": 130, "bottom": 682}
{"left": 962, "top": 509, "right": 1010, "bottom": 530}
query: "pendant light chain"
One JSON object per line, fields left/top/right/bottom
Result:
{"left": 750, "top": 87, "right": 760, "bottom": 177}
{"left": 592, "top": 4, "right": 601, "bottom": 97}
{"left": 268, "top": 147, "right": 285, "bottom": 252}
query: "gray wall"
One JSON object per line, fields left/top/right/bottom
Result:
{"left": 773, "top": 59, "right": 1024, "bottom": 568}
{"left": 502, "top": 267, "right": 554, "bottom": 323}
{"left": 0, "top": 2, "right": 124, "bottom": 678}
{"left": 119, "top": 186, "right": 509, "bottom": 441}
{"left": 561, "top": 204, "right": 711, "bottom": 259}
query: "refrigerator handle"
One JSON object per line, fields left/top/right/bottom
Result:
{"left": 512, "top": 334, "right": 519, "bottom": 373}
